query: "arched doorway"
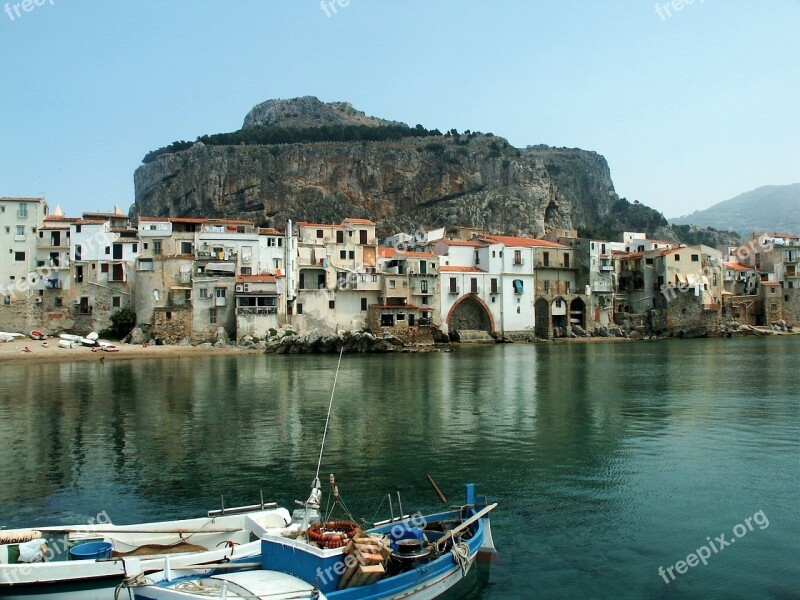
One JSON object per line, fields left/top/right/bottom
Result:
{"left": 570, "top": 297, "right": 586, "bottom": 330}
{"left": 447, "top": 296, "right": 493, "bottom": 333}
{"left": 551, "top": 297, "right": 568, "bottom": 333}
{"left": 535, "top": 298, "right": 550, "bottom": 339}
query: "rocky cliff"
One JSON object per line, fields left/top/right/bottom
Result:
{"left": 134, "top": 98, "right": 619, "bottom": 236}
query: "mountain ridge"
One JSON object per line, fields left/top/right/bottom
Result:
{"left": 669, "top": 183, "right": 800, "bottom": 235}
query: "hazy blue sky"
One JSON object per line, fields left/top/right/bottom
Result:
{"left": 1, "top": 1, "right": 798, "bottom": 220}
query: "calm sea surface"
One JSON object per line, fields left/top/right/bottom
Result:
{"left": 0, "top": 338, "right": 798, "bottom": 599}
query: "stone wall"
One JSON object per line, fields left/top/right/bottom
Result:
{"left": 664, "top": 293, "right": 723, "bottom": 336}
{"left": 152, "top": 306, "right": 193, "bottom": 344}
{"left": 782, "top": 288, "right": 800, "bottom": 327}
{"left": 758, "top": 285, "right": 784, "bottom": 326}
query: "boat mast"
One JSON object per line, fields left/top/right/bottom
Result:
{"left": 301, "top": 348, "right": 344, "bottom": 532}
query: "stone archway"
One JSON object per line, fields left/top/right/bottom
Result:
{"left": 535, "top": 298, "right": 550, "bottom": 339}
{"left": 570, "top": 297, "right": 586, "bottom": 330}
{"left": 447, "top": 295, "right": 494, "bottom": 334}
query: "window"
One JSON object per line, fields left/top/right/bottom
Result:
{"left": 2, "top": 296, "right": 9, "bottom": 305}
{"left": 470, "top": 278, "right": 478, "bottom": 294}
{"left": 348, "top": 251, "right": 355, "bottom": 260}
{"left": 209, "top": 308, "right": 217, "bottom": 324}
{"left": 329, "top": 300, "right": 335, "bottom": 309}
{"left": 491, "top": 278, "right": 498, "bottom": 294}
{"left": 449, "top": 278, "right": 458, "bottom": 294}
{"left": 361, "top": 298, "right": 367, "bottom": 311}
{"left": 675, "top": 254, "right": 681, "bottom": 261}
{"left": 691, "top": 254, "right": 699, "bottom": 262}
{"left": 101, "top": 264, "right": 109, "bottom": 273}
{"left": 17, "top": 203, "right": 28, "bottom": 218}
{"left": 340, "top": 250, "right": 347, "bottom": 259}
{"left": 389, "top": 279, "right": 396, "bottom": 289}
{"left": 75, "top": 245, "right": 82, "bottom": 261}
{"left": 199, "top": 288, "right": 209, "bottom": 299}
{"left": 180, "top": 241, "right": 193, "bottom": 254}
{"left": 360, "top": 230, "right": 367, "bottom": 244}
{"left": 112, "top": 296, "right": 121, "bottom": 308}
{"left": 645, "top": 258, "right": 654, "bottom": 265}
{"left": 396, "top": 313, "right": 405, "bottom": 321}
{"left": 278, "top": 238, "right": 283, "bottom": 247}
{"left": 105, "top": 246, "right": 111, "bottom": 255}
{"left": 563, "top": 253, "right": 570, "bottom": 268}
{"left": 143, "top": 243, "right": 148, "bottom": 250}
{"left": 75, "top": 225, "right": 81, "bottom": 233}
{"left": 542, "top": 252, "right": 550, "bottom": 267}
{"left": 16, "top": 225, "right": 24, "bottom": 236}
{"left": 419, "top": 261, "right": 427, "bottom": 275}
{"left": 267, "top": 238, "right": 276, "bottom": 247}
{"left": 153, "top": 240, "right": 162, "bottom": 255}
{"left": 421, "top": 280, "right": 428, "bottom": 293}
{"left": 297, "top": 303, "right": 303, "bottom": 315}
{"left": 55, "top": 297, "right": 63, "bottom": 307}
{"left": 513, "top": 279, "right": 524, "bottom": 294}
{"left": 317, "top": 273, "right": 325, "bottom": 288}
{"left": 514, "top": 250, "right": 522, "bottom": 265}
{"left": 14, "top": 251, "right": 25, "bottom": 261}
{"left": 0, "top": 206, "right": 4, "bottom": 212}
{"left": 336, "top": 231, "right": 344, "bottom": 244}
{"left": 138, "top": 258, "right": 153, "bottom": 271}
{"left": 316, "top": 229, "right": 324, "bottom": 239}
{"left": 132, "top": 243, "right": 138, "bottom": 253}
{"left": 216, "top": 288, "right": 227, "bottom": 305}
{"left": 240, "top": 267, "right": 252, "bottom": 275}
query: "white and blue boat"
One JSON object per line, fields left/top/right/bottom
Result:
{"left": 127, "top": 480, "right": 497, "bottom": 600}
{"left": 0, "top": 503, "right": 294, "bottom": 600}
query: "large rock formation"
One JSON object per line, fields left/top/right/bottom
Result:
{"left": 134, "top": 97, "right": 619, "bottom": 236}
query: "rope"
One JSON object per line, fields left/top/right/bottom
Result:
{"left": 450, "top": 540, "right": 472, "bottom": 576}
{"left": 314, "top": 348, "right": 344, "bottom": 485}
{"left": 114, "top": 573, "right": 154, "bottom": 599}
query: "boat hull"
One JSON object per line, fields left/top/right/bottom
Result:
{"left": 0, "top": 509, "right": 292, "bottom": 600}
{"left": 131, "top": 506, "right": 487, "bottom": 600}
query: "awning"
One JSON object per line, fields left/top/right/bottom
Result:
{"left": 205, "top": 262, "right": 236, "bottom": 273}
{"left": 170, "top": 286, "right": 192, "bottom": 290}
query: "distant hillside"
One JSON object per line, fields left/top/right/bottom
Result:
{"left": 670, "top": 184, "right": 800, "bottom": 235}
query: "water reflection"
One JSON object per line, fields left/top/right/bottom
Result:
{"left": 0, "top": 338, "right": 798, "bottom": 599}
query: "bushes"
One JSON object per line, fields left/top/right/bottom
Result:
{"left": 99, "top": 308, "right": 137, "bottom": 340}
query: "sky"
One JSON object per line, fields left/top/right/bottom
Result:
{"left": 1, "top": 0, "right": 798, "bottom": 220}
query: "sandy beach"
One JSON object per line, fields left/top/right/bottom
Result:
{"left": 0, "top": 338, "right": 263, "bottom": 365}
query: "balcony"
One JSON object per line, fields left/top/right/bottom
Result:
{"left": 14, "top": 235, "right": 25, "bottom": 242}
{"left": 600, "top": 264, "right": 614, "bottom": 271}
{"left": 513, "top": 259, "right": 525, "bottom": 266}
{"left": 448, "top": 286, "right": 460, "bottom": 295}
{"left": 237, "top": 306, "right": 278, "bottom": 316}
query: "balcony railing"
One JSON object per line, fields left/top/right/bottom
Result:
{"left": 237, "top": 306, "right": 278, "bottom": 316}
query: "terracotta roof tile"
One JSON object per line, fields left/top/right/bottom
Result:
{"left": 481, "top": 234, "right": 567, "bottom": 248}
{"left": 439, "top": 266, "right": 486, "bottom": 272}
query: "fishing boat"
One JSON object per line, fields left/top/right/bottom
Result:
{"left": 57, "top": 339, "right": 76, "bottom": 349}
{"left": 127, "top": 481, "right": 495, "bottom": 600}
{"left": 80, "top": 337, "right": 97, "bottom": 347}
{"left": 126, "top": 351, "right": 497, "bottom": 600}
{"left": 99, "top": 341, "right": 120, "bottom": 352}
{"left": 0, "top": 502, "right": 294, "bottom": 600}
{"left": 29, "top": 330, "right": 47, "bottom": 340}
{"left": 59, "top": 333, "right": 81, "bottom": 342}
